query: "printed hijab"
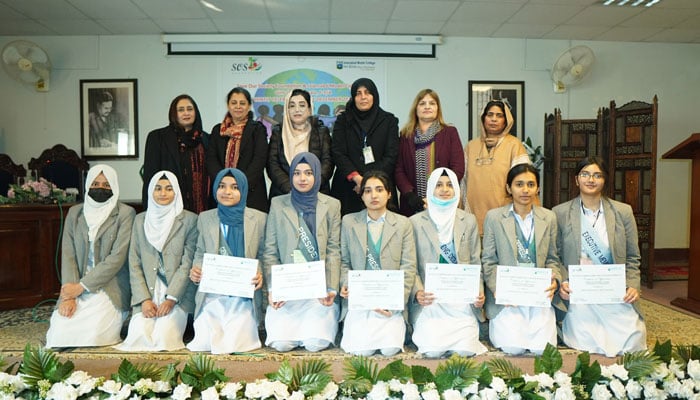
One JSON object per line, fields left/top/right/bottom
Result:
{"left": 290, "top": 152, "right": 321, "bottom": 237}
{"left": 281, "top": 90, "right": 313, "bottom": 165}
{"left": 345, "top": 77, "right": 380, "bottom": 135}
{"left": 427, "top": 168, "right": 460, "bottom": 245}
{"left": 84, "top": 164, "right": 120, "bottom": 242}
{"left": 214, "top": 168, "right": 248, "bottom": 256}
{"left": 144, "top": 171, "right": 183, "bottom": 252}
{"left": 479, "top": 99, "right": 514, "bottom": 139}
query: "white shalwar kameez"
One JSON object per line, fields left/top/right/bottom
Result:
{"left": 413, "top": 303, "right": 486, "bottom": 356}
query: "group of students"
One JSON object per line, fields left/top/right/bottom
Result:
{"left": 44, "top": 77, "right": 646, "bottom": 358}
{"left": 45, "top": 156, "right": 646, "bottom": 359}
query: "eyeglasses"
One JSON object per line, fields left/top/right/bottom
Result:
{"left": 579, "top": 171, "right": 604, "bottom": 180}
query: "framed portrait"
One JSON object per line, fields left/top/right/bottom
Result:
{"left": 468, "top": 81, "right": 524, "bottom": 140}
{"left": 80, "top": 79, "right": 138, "bottom": 159}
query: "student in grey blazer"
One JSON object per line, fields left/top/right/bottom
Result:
{"left": 339, "top": 170, "right": 416, "bottom": 356}
{"left": 482, "top": 163, "right": 562, "bottom": 355}
{"left": 553, "top": 156, "right": 646, "bottom": 356}
{"left": 409, "top": 168, "right": 487, "bottom": 358}
{"left": 263, "top": 152, "right": 341, "bottom": 352}
{"left": 187, "top": 168, "right": 266, "bottom": 354}
{"left": 46, "top": 164, "right": 135, "bottom": 348}
{"left": 117, "top": 171, "right": 198, "bottom": 351}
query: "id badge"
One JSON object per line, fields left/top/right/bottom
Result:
{"left": 363, "top": 146, "right": 375, "bottom": 164}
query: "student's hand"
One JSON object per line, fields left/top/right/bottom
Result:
{"left": 319, "top": 291, "right": 336, "bottom": 306}
{"left": 545, "top": 278, "right": 558, "bottom": 300}
{"left": 560, "top": 282, "right": 571, "bottom": 301}
{"left": 60, "top": 282, "right": 84, "bottom": 300}
{"left": 340, "top": 286, "right": 349, "bottom": 298}
{"left": 142, "top": 299, "right": 157, "bottom": 318}
{"left": 58, "top": 298, "right": 77, "bottom": 318}
{"left": 252, "top": 271, "right": 263, "bottom": 290}
{"left": 189, "top": 267, "right": 202, "bottom": 284}
{"left": 373, "top": 309, "right": 392, "bottom": 317}
{"left": 416, "top": 290, "right": 435, "bottom": 306}
{"left": 156, "top": 299, "right": 175, "bottom": 317}
{"left": 474, "top": 293, "right": 485, "bottom": 308}
{"left": 268, "top": 292, "right": 286, "bottom": 309}
{"left": 624, "top": 287, "right": 640, "bottom": 304}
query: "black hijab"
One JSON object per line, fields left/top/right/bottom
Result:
{"left": 345, "top": 78, "right": 381, "bottom": 135}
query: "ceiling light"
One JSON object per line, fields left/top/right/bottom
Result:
{"left": 200, "top": 0, "right": 222, "bottom": 12}
{"left": 600, "top": 0, "right": 662, "bottom": 6}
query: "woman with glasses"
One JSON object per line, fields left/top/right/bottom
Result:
{"left": 267, "top": 89, "right": 333, "bottom": 199}
{"left": 461, "top": 100, "right": 529, "bottom": 234}
{"left": 552, "top": 156, "right": 646, "bottom": 356}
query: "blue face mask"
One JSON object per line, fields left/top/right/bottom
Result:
{"left": 431, "top": 196, "right": 457, "bottom": 207}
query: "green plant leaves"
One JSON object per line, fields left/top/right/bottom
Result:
{"left": 18, "top": 344, "right": 74, "bottom": 387}
{"left": 180, "top": 353, "right": 228, "bottom": 393}
{"left": 534, "top": 343, "right": 563, "bottom": 376}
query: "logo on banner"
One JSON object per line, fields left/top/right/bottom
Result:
{"left": 231, "top": 57, "right": 262, "bottom": 72}
{"left": 335, "top": 60, "right": 377, "bottom": 71}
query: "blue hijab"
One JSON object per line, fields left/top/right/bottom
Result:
{"left": 290, "top": 152, "right": 321, "bottom": 237}
{"left": 213, "top": 168, "right": 247, "bottom": 257}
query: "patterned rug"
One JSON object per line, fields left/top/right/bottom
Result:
{"left": 1, "top": 298, "right": 698, "bottom": 361}
{"left": 654, "top": 265, "right": 689, "bottom": 281}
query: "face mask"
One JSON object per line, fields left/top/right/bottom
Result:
{"left": 88, "top": 188, "right": 113, "bottom": 203}
{"left": 432, "top": 196, "right": 457, "bottom": 207}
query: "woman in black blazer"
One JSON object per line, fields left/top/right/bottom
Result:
{"left": 207, "top": 87, "right": 269, "bottom": 213}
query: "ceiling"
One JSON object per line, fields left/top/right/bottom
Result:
{"left": 1, "top": 0, "right": 699, "bottom": 44}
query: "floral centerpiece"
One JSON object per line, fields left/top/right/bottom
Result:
{"left": 1, "top": 340, "right": 699, "bottom": 399}
{"left": 0, "top": 178, "right": 77, "bottom": 205}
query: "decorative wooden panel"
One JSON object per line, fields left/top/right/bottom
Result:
{"left": 543, "top": 108, "right": 605, "bottom": 208}
{"left": 607, "top": 97, "right": 658, "bottom": 288}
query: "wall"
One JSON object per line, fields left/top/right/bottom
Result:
{"left": 1, "top": 35, "right": 698, "bottom": 248}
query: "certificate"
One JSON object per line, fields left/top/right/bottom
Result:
{"left": 424, "top": 263, "right": 480, "bottom": 304}
{"left": 348, "top": 270, "right": 404, "bottom": 311}
{"left": 270, "top": 260, "right": 327, "bottom": 302}
{"left": 495, "top": 265, "right": 551, "bottom": 307}
{"left": 568, "top": 264, "right": 626, "bottom": 304}
{"left": 199, "top": 253, "right": 258, "bottom": 298}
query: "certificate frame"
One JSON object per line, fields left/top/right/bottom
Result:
{"left": 468, "top": 80, "right": 524, "bottom": 140}
{"left": 80, "top": 79, "right": 139, "bottom": 159}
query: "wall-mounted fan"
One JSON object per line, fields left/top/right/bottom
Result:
{"left": 2, "top": 40, "right": 51, "bottom": 92}
{"left": 551, "top": 45, "right": 595, "bottom": 93}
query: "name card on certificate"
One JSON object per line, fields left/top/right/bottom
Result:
{"left": 270, "top": 260, "right": 327, "bottom": 302}
{"left": 568, "top": 264, "right": 626, "bottom": 304}
{"left": 495, "top": 265, "right": 551, "bottom": 307}
{"left": 199, "top": 253, "right": 258, "bottom": 298}
{"left": 348, "top": 270, "right": 404, "bottom": 311}
{"left": 424, "top": 263, "right": 480, "bottom": 304}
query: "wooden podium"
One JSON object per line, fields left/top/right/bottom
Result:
{"left": 662, "top": 133, "right": 700, "bottom": 314}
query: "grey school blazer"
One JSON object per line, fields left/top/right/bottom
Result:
{"left": 60, "top": 202, "right": 136, "bottom": 311}
{"left": 481, "top": 204, "right": 564, "bottom": 319}
{"left": 128, "top": 210, "right": 198, "bottom": 314}
{"left": 339, "top": 209, "right": 417, "bottom": 320}
{"left": 192, "top": 207, "right": 267, "bottom": 318}
{"left": 408, "top": 208, "right": 485, "bottom": 325}
{"left": 262, "top": 193, "right": 341, "bottom": 293}
{"left": 552, "top": 196, "right": 642, "bottom": 316}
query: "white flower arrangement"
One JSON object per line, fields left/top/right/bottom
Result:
{"left": 2, "top": 342, "right": 700, "bottom": 400}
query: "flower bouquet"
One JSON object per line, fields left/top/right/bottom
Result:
{"left": 0, "top": 178, "right": 77, "bottom": 205}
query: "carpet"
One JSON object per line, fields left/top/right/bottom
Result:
{"left": 2, "top": 298, "right": 698, "bottom": 358}
{"left": 654, "top": 265, "right": 689, "bottom": 281}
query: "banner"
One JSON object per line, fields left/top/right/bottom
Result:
{"left": 220, "top": 57, "right": 385, "bottom": 138}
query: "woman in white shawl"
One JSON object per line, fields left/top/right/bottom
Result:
{"left": 116, "top": 171, "right": 198, "bottom": 351}
{"left": 409, "top": 168, "right": 487, "bottom": 358}
{"left": 46, "top": 164, "right": 135, "bottom": 348}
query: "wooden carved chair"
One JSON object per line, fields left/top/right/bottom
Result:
{"left": 28, "top": 144, "right": 89, "bottom": 200}
{"left": 0, "top": 154, "right": 27, "bottom": 197}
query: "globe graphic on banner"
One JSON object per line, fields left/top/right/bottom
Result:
{"left": 252, "top": 68, "right": 349, "bottom": 138}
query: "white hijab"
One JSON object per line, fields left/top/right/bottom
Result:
{"left": 145, "top": 171, "right": 183, "bottom": 252}
{"left": 84, "top": 164, "right": 120, "bottom": 242}
{"left": 427, "top": 168, "right": 461, "bottom": 245}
